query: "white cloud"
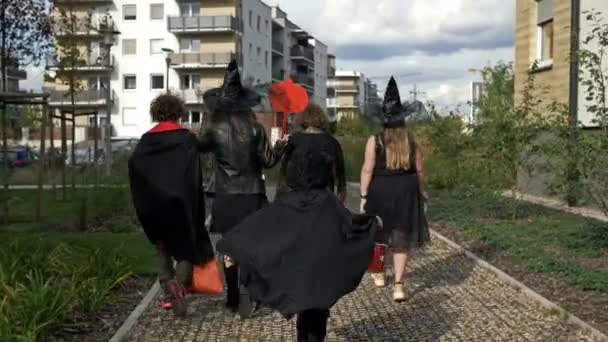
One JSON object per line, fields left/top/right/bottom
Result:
{"left": 275, "top": 0, "right": 515, "bottom": 107}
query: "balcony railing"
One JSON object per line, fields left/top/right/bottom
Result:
{"left": 48, "top": 89, "right": 112, "bottom": 107}
{"left": 48, "top": 54, "right": 114, "bottom": 72}
{"left": 335, "top": 85, "right": 358, "bottom": 93}
{"left": 327, "top": 98, "right": 338, "bottom": 108}
{"left": 169, "top": 52, "right": 235, "bottom": 68}
{"left": 54, "top": 16, "right": 115, "bottom": 37}
{"left": 168, "top": 15, "right": 239, "bottom": 33}
{"left": 290, "top": 46, "right": 314, "bottom": 62}
{"left": 272, "top": 40, "right": 284, "bottom": 53}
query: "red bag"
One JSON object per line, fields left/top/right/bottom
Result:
{"left": 368, "top": 244, "right": 386, "bottom": 273}
{"left": 189, "top": 258, "right": 224, "bottom": 294}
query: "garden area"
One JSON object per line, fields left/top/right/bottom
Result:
{"left": 0, "top": 155, "right": 159, "bottom": 342}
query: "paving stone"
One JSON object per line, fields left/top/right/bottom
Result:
{"left": 129, "top": 236, "right": 597, "bottom": 341}
{"left": 129, "top": 191, "right": 598, "bottom": 341}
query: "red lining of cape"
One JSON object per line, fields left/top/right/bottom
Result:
{"left": 147, "top": 121, "right": 187, "bottom": 134}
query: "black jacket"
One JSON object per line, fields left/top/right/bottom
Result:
{"left": 199, "top": 113, "right": 281, "bottom": 195}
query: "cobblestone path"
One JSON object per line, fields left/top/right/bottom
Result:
{"left": 130, "top": 237, "right": 598, "bottom": 341}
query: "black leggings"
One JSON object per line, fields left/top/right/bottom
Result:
{"left": 296, "top": 309, "right": 330, "bottom": 342}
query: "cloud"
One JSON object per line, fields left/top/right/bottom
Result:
{"left": 274, "top": 0, "right": 516, "bottom": 108}
{"left": 337, "top": 47, "right": 514, "bottom": 107}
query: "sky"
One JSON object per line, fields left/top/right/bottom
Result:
{"left": 269, "top": 0, "right": 515, "bottom": 110}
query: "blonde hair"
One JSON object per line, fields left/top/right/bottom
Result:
{"left": 382, "top": 127, "right": 411, "bottom": 170}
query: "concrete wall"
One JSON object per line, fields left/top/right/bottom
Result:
{"left": 312, "top": 39, "right": 328, "bottom": 110}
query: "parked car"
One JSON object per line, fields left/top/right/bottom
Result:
{"left": 0, "top": 146, "right": 38, "bottom": 168}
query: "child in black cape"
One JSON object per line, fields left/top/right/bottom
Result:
{"left": 129, "top": 94, "right": 214, "bottom": 317}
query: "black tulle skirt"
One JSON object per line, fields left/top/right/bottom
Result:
{"left": 211, "top": 193, "right": 268, "bottom": 235}
{"left": 216, "top": 189, "right": 377, "bottom": 317}
{"left": 364, "top": 173, "right": 430, "bottom": 249}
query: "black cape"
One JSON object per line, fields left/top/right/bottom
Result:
{"left": 217, "top": 189, "right": 378, "bottom": 318}
{"left": 128, "top": 129, "right": 214, "bottom": 264}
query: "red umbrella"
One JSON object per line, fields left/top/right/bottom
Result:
{"left": 268, "top": 79, "right": 309, "bottom": 137}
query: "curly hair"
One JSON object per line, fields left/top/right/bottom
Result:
{"left": 298, "top": 102, "right": 329, "bottom": 130}
{"left": 150, "top": 94, "right": 186, "bottom": 122}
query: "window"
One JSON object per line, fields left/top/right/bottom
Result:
{"left": 249, "top": 11, "right": 252, "bottom": 28}
{"left": 150, "top": 4, "right": 164, "bottom": 20}
{"left": 122, "top": 107, "right": 137, "bottom": 126}
{"left": 122, "top": 39, "right": 136, "bottom": 55}
{"left": 257, "top": 15, "right": 261, "bottom": 32}
{"left": 151, "top": 74, "right": 164, "bottom": 89}
{"left": 536, "top": 0, "right": 554, "bottom": 65}
{"left": 150, "top": 39, "right": 163, "bottom": 54}
{"left": 123, "top": 4, "right": 136, "bottom": 21}
{"left": 257, "top": 46, "right": 261, "bottom": 63}
{"left": 265, "top": 20, "right": 269, "bottom": 34}
{"left": 180, "top": 2, "right": 199, "bottom": 17}
{"left": 88, "top": 76, "right": 108, "bottom": 90}
{"left": 180, "top": 74, "right": 200, "bottom": 89}
{"left": 180, "top": 38, "right": 200, "bottom": 52}
{"left": 265, "top": 51, "right": 268, "bottom": 68}
{"left": 124, "top": 75, "right": 137, "bottom": 90}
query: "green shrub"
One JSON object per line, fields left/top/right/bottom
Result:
{"left": 0, "top": 240, "right": 133, "bottom": 340}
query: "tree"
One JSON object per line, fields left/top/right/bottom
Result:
{"left": 475, "top": 62, "right": 560, "bottom": 217}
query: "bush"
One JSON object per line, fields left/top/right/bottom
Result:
{"left": 0, "top": 239, "right": 132, "bottom": 341}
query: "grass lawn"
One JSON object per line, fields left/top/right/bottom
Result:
{"left": 428, "top": 191, "right": 608, "bottom": 293}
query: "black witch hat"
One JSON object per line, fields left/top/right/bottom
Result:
{"left": 381, "top": 77, "right": 408, "bottom": 128}
{"left": 203, "top": 60, "right": 262, "bottom": 113}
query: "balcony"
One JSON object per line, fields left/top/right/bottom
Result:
{"left": 53, "top": 16, "right": 115, "bottom": 37}
{"left": 48, "top": 54, "right": 114, "bottom": 72}
{"left": 170, "top": 88, "right": 204, "bottom": 105}
{"left": 48, "top": 89, "right": 113, "bottom": 108}
{"left": 6, "top": 67, "right": 27, "bottom": 80}
{"left": 272, "top": 40, "right": 284, "bottom": 54}
{"left": 169, "top": 52, "right": 235, "bottom": 69}
{"left": 290, "top": 46, "right": 314, "bottom": 63}
{"left": 327, "top": 98, "right": 338, "bottom": 108}
{"left": 168, "top": 15, "right": 239, "bottom": 34}
{"left": 291, "top": 74, "right": 314, "bottom": 89}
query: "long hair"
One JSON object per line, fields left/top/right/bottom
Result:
{"left": 382, "top": 126, "right": 411, "bottom": 170}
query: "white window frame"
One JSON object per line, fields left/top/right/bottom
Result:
{"left": 536, "top": 20, "right": 554, "bottom": 68}
{"left": 150, "top": 39, "right": 164, "bottom": 55}
{"left": 180, "top": 74, "right": 200, "bottom": 90}
{"left": 122, "top": 107, "right": 138, "bottom": 126}
{"left": 150, "top": 4, "right": 164, "bottom": 21}
{"left": 122, "top": 39, "right": 137, "bottom": 56}
{"left": 123, "top": 74, "right": 137, "bottom": 91}
{"left": 179, "top": 2, "right": 199, "bottom": 17}
{"left": 123, "top": 4, "right": 137, "bottom": 21}
{"left": 150, "top": 74, "right": 165, "bottom": 90}
{"left": 180, "top": 38, "right": 201, "bottom": 53}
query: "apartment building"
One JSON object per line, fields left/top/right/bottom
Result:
{"left": 47, "top": 0, "right": 273, "bottom": 139}
{"left": 515, "top": 0, "right": 608, "bottom": 127}
{"left": 268, "top": 5, "right": 328, "bottom": 128}
{"left": 327, "top": 70, "right": 366, "bottom": 121}
{"left": 326, "top": 53, "right": 337, "bottom": 121}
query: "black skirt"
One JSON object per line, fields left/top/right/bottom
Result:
{"left": 216, "top": 190, "right": 377, "bottom": 317}
{"left": 211, "top": 193, "right": 268, "bottom": 235}
{"left": 365, "top": 172, "right": 430, "bottom": 249}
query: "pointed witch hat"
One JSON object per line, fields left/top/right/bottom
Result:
{"left": 381, "top": 77, "right": 408, "bottom": 127}
{"left": 203, "top": 60, "right": 262, "bottom": 113}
